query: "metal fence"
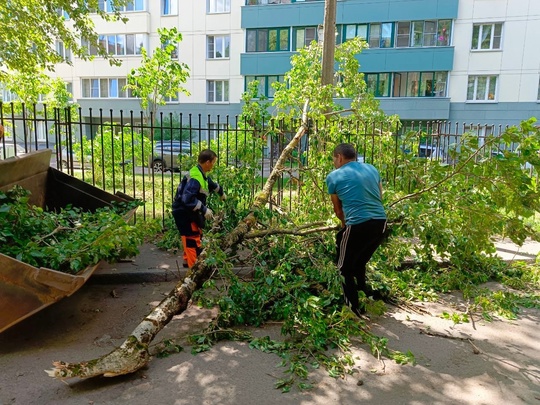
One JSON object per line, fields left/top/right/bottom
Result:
{"left": 0, "top": 103, "right": 534, "bottom": 221}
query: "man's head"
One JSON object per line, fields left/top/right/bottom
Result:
{"left": 332, "top": 143, "right": 357, "bottom": 168}
{"left": 198, "top": 149, "right": 218, "bottom": 173}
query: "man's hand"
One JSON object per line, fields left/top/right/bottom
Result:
{"left": 220, "top": 193, "right": 227, "bottom": 201}
{"left": 204, "top": 208, "right": 214, "bottom": 220}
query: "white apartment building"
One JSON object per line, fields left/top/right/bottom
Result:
{"left": 5, "top": 0, "right": 540, "bottom": 131}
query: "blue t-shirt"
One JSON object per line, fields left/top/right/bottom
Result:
{"left": 326, "top": 161, "right": 386, "bottom": 225}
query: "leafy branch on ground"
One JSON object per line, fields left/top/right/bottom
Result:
{"left": 0, "top": 186, "right": 145, "bottom": 274}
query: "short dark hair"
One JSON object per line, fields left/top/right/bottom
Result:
{"left": 198, "top": 149, "right": 217, "bottom": 164}
{"left": 333, "top": 143, "right": 357, "bottom": 160}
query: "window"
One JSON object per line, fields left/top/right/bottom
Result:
{"left": 342, "top": 24, "right": 368, "bottom": 43}
{"left": 162, "top": 0, "right": 178, "bottom": 15}
{"left": 100, "top": 0, "right": 145, "bottom": 12}
{"left": 56, "top": 7, "right": 69, "bottom": 19}
{"left": 396, "top": 22, "right": 410, "bottom": 47}
{"left": 65, "top": 82, "right": 73, "bottom": 101}
{"left": 245, "top": 75, "right": 284, "bottom": 98}
{"left": 0, "top": 85, "right": 18, "bottom": 102}
{"left": 368, "top": 24, "right": 381, "bottom": 48}
{"left": 392, "top": 72, "right": 448, "bottom": 97}
{"left": 367, "top": 23, "right": 393, "bottom": 48}
{"left": 55, "top": 41, "right": 71, "bottom": 63}
{"left": 410, "top": 20, "right": 451, "bottom": 47}
{"left": 163, "top": 41, "right": 178, "bottom": 59}
{"left": 164, "top": 92, "right": 179, "bottom": 103}
{"left": 472, "top": 23, "right": 502, "bottom": 50}
{"left": 365, "top": 73, "right": 390, "bottom": 97}
{"left": 537, "top": 78, "right": 540, "bottom": 101}
{"left": 207, "top": 35, "right": 230, "bottom": 58}
{"left": 84, "top": 34, "right": 145, "bottom": 56}
{"left": 207, "top": 80, "right": 229, "bottom": 103}
{"left": 207, "top": 0, "right": 230, "bottom": 13}
{"left": 81, "top": 78, "right": 131, "bottom": 98}
{"left": 467, "top": 75, "right": 498, "bottom": 101}
{"left": 294, "top": 27, "right": 317, "bottom": 50}
{"left": 437, "top": 20, "right": 451, "bottom": 46}
{"left": 246, "top": 28, "right": 289, "bottom": 52}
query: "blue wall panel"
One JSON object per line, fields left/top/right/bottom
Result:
{"left": 242, "top": 0, "right": 459, "bottom": 28}
{"left": 241, "top": 52, "right": 294, "bottom": 75}
{"left": 359, "top": 47, "right": 454, "bottom": 72}
{"left": 449, "top": 103, "right": 540, "bottom": 127}
{"left": 379, "top": 98, "right": 451, "bottom": 120}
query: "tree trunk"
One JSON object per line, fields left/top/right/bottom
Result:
{"left": 46, "top": 102, "right": 311, "bottom": 380}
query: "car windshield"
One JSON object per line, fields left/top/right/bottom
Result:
{"left": 154, "top": 141, "right": 191, "bottom": 152}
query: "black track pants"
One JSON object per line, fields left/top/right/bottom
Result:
{"left": 336, "top": 219, "right": 386, "bottom": 311}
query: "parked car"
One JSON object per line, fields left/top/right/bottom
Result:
{"left": 0, "top": 142, "right": 26, "bottom": 160}
{"left": 149, "top": 141, "right": 193, "bottom": 172}
{"left": 60, "top": 146, "right": 91, "bottom": 169}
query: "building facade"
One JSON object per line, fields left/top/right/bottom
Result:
{"left": 17, "top": 0, "right": 540, "bottom": 131}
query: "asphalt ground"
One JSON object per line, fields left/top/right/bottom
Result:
{"left": 91, "top": 238, "right": 540, "bottom": 284}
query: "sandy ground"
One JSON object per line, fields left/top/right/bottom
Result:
{"left": 1, "top": 246, "right": 539, "bottom": 405}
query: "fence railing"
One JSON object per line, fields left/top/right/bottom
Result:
{"left": 0, "top": 103, "right": 534, "bottom": 222}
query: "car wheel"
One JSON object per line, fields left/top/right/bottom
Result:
{"left": 152, "top": 159, "right": 165, "bottom": 172}
{"left": 61, "top": 160, "right": 70, "bottom": 169}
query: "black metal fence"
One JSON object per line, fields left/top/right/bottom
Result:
{"left": 0, "top": 102, "right": 534, "bottom": 221}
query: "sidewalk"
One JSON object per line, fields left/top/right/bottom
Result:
{"left": 92, "top": 239, "right": 540, "bottom": 284}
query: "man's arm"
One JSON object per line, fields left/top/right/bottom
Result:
{"left": 330, "top": 194, "right": 345, "bottom": 228}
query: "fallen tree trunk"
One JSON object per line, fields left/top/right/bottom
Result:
{"left": 46, "top": 102, "right": 311, "bottom": 380}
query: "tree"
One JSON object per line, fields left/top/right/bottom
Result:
{"left": 124, "top": 27, "right": 190, "bottom": 125}
{"left": 45, "top": 38, "right": 540, "bottom": 388}
{"left": 0, "top": 0, "right": 129, "bottom": 77}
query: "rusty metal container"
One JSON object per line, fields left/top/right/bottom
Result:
{"left": 0, "top": 149, "right": 134, "bottom": 333}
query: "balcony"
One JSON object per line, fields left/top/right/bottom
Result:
{"left": 246, "top": 0, "right": 322, "bottom": 5}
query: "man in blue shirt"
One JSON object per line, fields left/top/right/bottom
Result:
{"left": 326, "top": 143, "right": 386, "bottom": 317}
{"left": 172, "top": 149, "right": 226, "bottom": 268}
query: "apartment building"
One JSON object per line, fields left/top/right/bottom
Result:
{"left": 12, "top": 0, "right": 540, "bottom": 130}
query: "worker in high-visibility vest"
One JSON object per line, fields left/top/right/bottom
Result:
{"left": 172, "top": 149, "right": 226, "bottom": 268}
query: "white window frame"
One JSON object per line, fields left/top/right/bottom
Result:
{"left": 81, "top": 78, "right": 131, "bottom": 99}
{"left": 207, "top": 35, "right": 230, "bottom": 59}
{"left": 55, "top": 41, "right": 71, "bottom": 63}
{"left": 467, "top": 75, "right": 498, "bottom": 102}
{"left": 471, "top": 23, "right": 503, "bottom": 50}
{"left": 207, "top": 80, "right": 229, "bottom": 103}
{"left": 161, "top": 0, "right": 178, "bottom": 16}
{"left": 207, "top": 0, "right": 230, "bottom": 14}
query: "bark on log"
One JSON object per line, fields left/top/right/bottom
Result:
{"left": 46, "top": 102, "right": 311, "bottom": 380}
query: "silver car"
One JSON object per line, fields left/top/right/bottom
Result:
{"left": 149, "top": 141, "right": 193, "bottom": 172}
{"left": 0, "top": 142, "right": 26, "bottom": 160}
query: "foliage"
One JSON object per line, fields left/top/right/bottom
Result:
{"left": 150, "top": 39, "right": 540, "bottom": 389}
{"left": 77, "top": 123, "right": 153, "bottom": 185}
{"left": 125, "top": 27, "right": 190, "bottom": 123}
{"left": 0, "top": 186, "right": 144, "bottom": 274}
{"left": 153, "top": 114, "right": 194, "bottom": 142}
{"left": 0, "top": 0, "right": 129, "bottom": 76}
{"left": 272, "top": 37, "right": 389, "bottom": 122}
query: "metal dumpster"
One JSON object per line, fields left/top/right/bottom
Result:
{"left": 0, "top": 149, "right": 135, "bottom": 333}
